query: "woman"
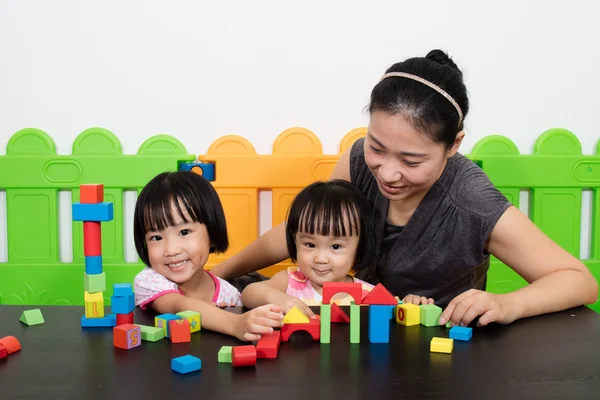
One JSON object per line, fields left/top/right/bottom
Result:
{"left": 212, "top": 49, "right": 598, "bottom": 327}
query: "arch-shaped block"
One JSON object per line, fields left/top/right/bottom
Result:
{"left": 281, "top": 318, "right": 320, "bottom": 342}
{"left": 322, "top": 282, "right": 363, "bottom": 305}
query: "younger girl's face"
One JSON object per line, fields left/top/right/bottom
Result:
{"left": 144, "top": 202, "right": 211, "bottom": 285}
{"left": 294, "top": 231, "right": 359, "bottom": 288}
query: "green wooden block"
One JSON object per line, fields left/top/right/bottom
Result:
{"left": 420, "top": 304, "right": 442, "bottom": 327}
{"left": 218, "top": 346, "right": 233, "bottom": 363}
{"left": 350, "top": 302, "right": 360, "bottom": 343}
{"left": 446, "top": 321, "right": 453, "bottom": 328}
{"left": 138, "top": 325, "right": 164, "bottom": 342}
{"left": 320, "top": 304, "right": 331, "bottom": 344}
{"left": 176, "top": 310, "right": 201, "bottom": 333}
{"left": 84, "top": 273, "right": 106, "bottom": 293}
{"left": 19, "top": 308, "right": 44, "bottom": 325}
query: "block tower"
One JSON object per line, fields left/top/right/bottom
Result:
{"left": 73, "top": 184, "right": 116, "bottom": 327}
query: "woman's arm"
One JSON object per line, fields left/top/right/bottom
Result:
{"left": 440, "top": 206, "right": 598, "bottom": 326}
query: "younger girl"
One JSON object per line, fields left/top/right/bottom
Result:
{"left": 133, "top": 171, "right": 283, "bottom": 341}
{"left": 242, "top": 179, "right": 378, "bottom": 317}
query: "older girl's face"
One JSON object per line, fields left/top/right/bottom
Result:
{"left": 364, "top": 111, "right": 461, "bottom": 203}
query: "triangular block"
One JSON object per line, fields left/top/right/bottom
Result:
{"left": 362, "top": 283, "right": 397, "bottom": 305}
{"left": 330, "top": 303, "right": 350, "bottom": 323}
{"left": 19, "top": 309, "right": 45, "bottom": 326}
{"left": 282, "top": 306, "right": 310, "bottom": 324}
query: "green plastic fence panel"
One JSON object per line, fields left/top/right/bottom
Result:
{"left": 0, "top": 127, "right": 196, "bottom": 305}
{"left": 468, "top": 128, "right": 600, "bottom": 311}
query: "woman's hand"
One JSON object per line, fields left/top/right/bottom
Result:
{"left": 439, "top": 289, "right": 519, "bottom": 327}
{"left": 402, "top": 294, "right": 434, "bottom": 305}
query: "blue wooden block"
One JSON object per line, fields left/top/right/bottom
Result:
{"left": 368, "top": 305, "right": 396, "bottom": 343}
{"left": 111, "top": 294, "right": 135, "bottom": 314}
{"left": 113, "top": 283, "right": 133, "bottom": 297}
{"left": 72, "top": 202, "right": 114, "bottom": 222}
{"left": 449, "top": 326, "right": 473, "bottom": 341}
{"left": 85, "top": 256, "right": 103, "bottom": 275}
{"left": 155, "top": 313, "right": 182, "bottom": 338}
{"left": 171, "top": 355, "right": 202, "bottom": 374}
{"left": 81, "top": 314, "right": 116, "bottom": 327}
{"left": 178, "top": 162, "right": 215, "bottom": 181}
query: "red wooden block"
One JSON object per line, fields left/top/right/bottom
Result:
{"left": 322, "top": 282, "right": 362, "bottom": 305}
{"left": 232, "top": 345, "right": 257, "bottom": 367}
{"left": 330, "top": 303, "right": 350, "bottom": 323}
{"left": 0, "top": 336, "right": 21, "bottom": 354}
{"left": 169, "top": 319, "right": 191, "bottom": 343}
{"left": 80, "top": 184, "right": 104, "bottom": 204}
{"left": 256, "top": 330, "right": 281, "bottom": 359}
{"left": 83, "top": 222, "right": 102, "bottom": 256}
{"left": 362, "top": 283, "right": 397, "bottom": 305}
{"left": 113, "top": 324, "right": 141, "bottom": 350}
{"left": 281, "top": 318, "right": 320, "bottom": 342}
{"left": 0, "top": 344, "right": 7, "bottom": 359}
{"left": 116, "top": 312, "right": 134, "bottom": 326}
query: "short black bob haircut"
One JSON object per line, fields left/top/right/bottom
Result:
{"left": 285, "top": 179, "right": 376, "bottom": 279}
{"left": 133, "top": 171, "right": 229, "bottom": 267}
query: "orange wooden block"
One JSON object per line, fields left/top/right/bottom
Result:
{"left": 322, "top": 282, "right": 363, "bottom": 305}
{"left": 80, "top": 184, "right": 104, "bottom": 204}
{"left": 116, "top": 312, "right": 134, "bottom": 326}
{"left": 362, "top": 283, "right": 397, "bottom": 305}
{"left": 83, "top": 222, "right": 102, "bottom": 256}
{"left": 169, "top": 319, "right": 191, "bottom": 343}
{"left": 113, "top": 324, "right": 141, "bottom": 350}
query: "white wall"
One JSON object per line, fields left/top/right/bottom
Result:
{"left": 1, "top": 0, "right": 599, "bottom": 261}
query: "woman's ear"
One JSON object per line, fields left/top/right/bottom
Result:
{"left": 447, "top": 131, "right": 465, "bottom": 157}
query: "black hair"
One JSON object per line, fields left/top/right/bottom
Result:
{"left": 285, "top": 179, "right": 376, "bottom": 280}
{"left": 369, "top": 49, "right": 469, "bottom": 149}
{"left": 133, "top": 171, "right": 229, "bottom": 267}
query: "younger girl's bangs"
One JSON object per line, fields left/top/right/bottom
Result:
{"left": 297, "top": 200, "right": 361, "bottom": 237}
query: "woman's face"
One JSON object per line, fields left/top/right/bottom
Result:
{"left": 364, "top": 111, "right": 461, "bottom": 203}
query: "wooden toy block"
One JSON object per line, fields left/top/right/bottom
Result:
{"left": 80, "top": 184, "right": 104, "bottom": 204}
{"left": 232, "top": 345, "right": 257, "bottom": 367}
{"left": 218, "top": 346, "right": 233, "bottom": 363}
{"left": 169, "top": 319, "right": 191, "bottom": 343}
{"left": 155, "top": 313, "right": 181, "bottom": 337}
{"left": 137, "top": 325, "right": 165, "bottom": 342}
{"left": 19, "top": 308, "right": 45, "bottom": 325}
{"left": 81, "top": 314, "right": 116, "bottom": 327}
{"left": 446, "top": 321, "right": 453, "bottom": 328}
{"left": 430, "top": 337, "right": 454, "bottom": 354}
{"left": 85, "top": 255, "right": 103, "bottom": 274}
{"left": 0, "top": 344, "right": 7, "bottom": 359}
{"left": 396, "top": 303, "right": 420, "bottom": 326}
{"left": 368, "top": 305, "right": 396, "bottom": 343}
{"left": 84, "top": 272, "right": 106, "bottom": 293}
{"left": 322, "top": 282, "right": 363, "bottom": 305}
{"left": 176, "top": 310, "right": 201, "bottom": 333}
{"left": 172, "top": 355, "right": 201, "bottom": 374}
{"left": 84, "top": 291, "right": 103, "bottom": 302}
{"left": 320, "top": 304, "right": 331, "bottom": 344}
{"left": 72, "top": 202, "right": 114, "bottom": 222}
{"left": 116, "top": 312, "right": 134, "bottom": 326}
{"left": 85, "top": 297, "right": 104, "bottom": 319}
{"left": 350, "top": 301, "right": 360, "bottom": 343}
{"left": 113, "top": 283, "right": 133, "bottom": 297}
{"left": 111, "top": 294, "right": 135, "bottom": 314}
{"left": 83, "top": 222, "right": 102, "bottom": 256}
{"left": 113, "top": 323, "right": 141, "bottom": 350}
{"left": 420, "top": 304, "right": 443, "bottom": 327}
{"left": 362, "top": 283, "right": 397, "bottom": 305}
{"left": 330, "top": 303, "right": 350, "bottom": 323}
{"left": 0, "top": 336, "right": 22, "bottom": 354}
{"left": 282, "top": 318, "right": 320, "bottom": 342}
{"left": 449, "top": 326, "right": 473, "bottom": 341}
{"left": 283, "top": 306, "right": 310, "bottom": 324}
{"left": 256, "top": 330, "right": 281, "bottom": 358}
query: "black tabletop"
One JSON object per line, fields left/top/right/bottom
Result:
{"left": 1, "top": 305, "right": 599, "bottom": 400}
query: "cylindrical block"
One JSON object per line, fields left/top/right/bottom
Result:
{"left": 0, "top": 336, "right": 22, "bottom": 354}
{"left": 83, "top": 222, "right": 102, "bottom": 256}
{"left": 85, "top": 256, "right": 103, "bottom": 274}
{"left": 232, "top": 345, "right": 257, "bottom": 367}
{"left": 116, "top": 312, "right": 134, "bottom": 326}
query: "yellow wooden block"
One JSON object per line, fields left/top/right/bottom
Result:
{"left": 396, "top": 303, "right": 420, "bottom": 326}
{"left": 430, "top": 337, "right": 453, "bottom": 353}
{"left": 283, "top": 306, "right": 310, "bottom": 324}
{"left": 176, "top": 311, "right": 201, "bottom": 333}
{"left": 85, "top": 299, "right": 104, "bottom": 318}
{"left": 84, "top": 291, "right": 103, "bottom": 302}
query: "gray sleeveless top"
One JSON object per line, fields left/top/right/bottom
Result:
{"left": 350, "top": 138, "right": 511, "bottom": 307}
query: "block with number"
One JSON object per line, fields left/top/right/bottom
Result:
{"left": 113, "top": 323, "right": 141, "bottom": 350}
{"left": 155, "top": 313, "right": 181, "bottom": 338}
{"left": 85, "top": 292, "right": 104, "bottom": 318}
{"left": 396, "top": 303, "right": 420, "bottom": 326}
{"left": 176, "top": 310, "right": 201, "bottom": 333}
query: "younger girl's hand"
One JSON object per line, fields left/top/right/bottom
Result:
{"left": 402, "top": 294, "right": 435, "bottom": 305}
{"left": 270, "top": 292, "right": 315, "bottom": 319}
{"left": 439, "top": 289, "right": 517, "bottom": 327}
{"left": 234, "top": 304, "right": 284, "bottom": 342}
